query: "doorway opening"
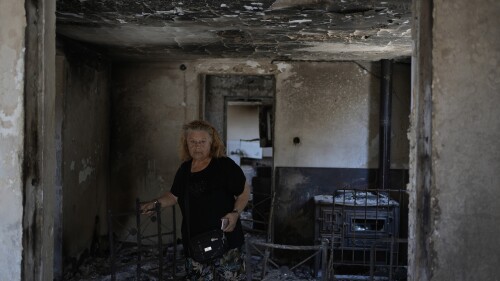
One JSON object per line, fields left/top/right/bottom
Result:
{"left": 204, "top": 74, "right": 275, "bottom": 235}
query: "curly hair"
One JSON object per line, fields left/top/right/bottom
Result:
{"left": 179, "top": 120, "right": 226, "bottom": 161}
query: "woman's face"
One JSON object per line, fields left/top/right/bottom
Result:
{"left": 186, "top": 129, "right": 212, "bottom": 161}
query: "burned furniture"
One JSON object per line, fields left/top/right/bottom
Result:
{"left": 107, "top": 199, "right": 178, "bottom": 280}
{"left": 244, "top": 234, "right": 329, "bottom": 281}
{"left": 315, "top": 189, "right": 405, "bottom": 280}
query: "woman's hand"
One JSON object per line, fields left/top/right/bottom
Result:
{"left": 221, "top": 211, "right": 240, "bottom": 232}
{"left": 140, "top": 200, "right": 159, "bottom": 216}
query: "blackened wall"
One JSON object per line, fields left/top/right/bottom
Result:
{"left": 273, "top": 61, "right": 411, "bottom": 245}
{"left": 57, "top": 42, "right": 110, "bottom": 260}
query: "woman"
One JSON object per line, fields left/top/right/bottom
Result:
{"left": 141, "top": 120, "right": 250, "bottom": 281}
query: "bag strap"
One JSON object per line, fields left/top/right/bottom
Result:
{"left": 184, "top": 164, "right": 192, "bottom": 241}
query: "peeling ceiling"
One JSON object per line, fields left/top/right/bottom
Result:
{"left": 56, "top": 0, "right": 413, "bottom": 61}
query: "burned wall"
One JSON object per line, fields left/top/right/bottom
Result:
{"left": 57, "top": 42, "right": 111, "bottom": 260}
{"left": 110, "top": 62, "right": 200, "bottom": 239}
{"left": 275, "top": 61, "right": 410, "bottom": 169}
{"left": 427, "top": 0, "right": 500, "bottom": 279}
{"left": 0, "top": 0, "right": 26, "bottom": 279}
{"left": 273, "top": 61, "right": 411, "bottom": 245}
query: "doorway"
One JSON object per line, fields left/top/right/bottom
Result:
{"left": 204, "top": 74, "right": 275, "bottom": 234}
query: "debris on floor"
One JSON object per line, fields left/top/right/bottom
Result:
{"left": 63, "top": 236, "right": 320, "bottom": 281}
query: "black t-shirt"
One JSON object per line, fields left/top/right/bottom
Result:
{"left": 170, "top": 157, "right": 246, "bottom": 253}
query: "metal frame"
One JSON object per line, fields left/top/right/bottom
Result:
{"left": 107, "top": 198, "right": 178, "bottom": 280}
{"left": 245, "top": 234, "right": 329, "bottom": 281}
{"left": 315, "top": 189, "right": 408, "bottom": 281}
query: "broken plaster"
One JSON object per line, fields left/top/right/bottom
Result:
{"left": 78, "top": 158, "right": 95, "bottom": 184}
{"left": 0, "top": 96, "right": 23, "bottom": 138}
{"left": 274, "top": 62, "right": 295, "bottom": 81}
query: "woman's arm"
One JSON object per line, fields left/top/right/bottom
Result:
{"left": 222, "top": 183, "right": 250, "bottom": 232}
{"left": 140, "top": 191, "right": 178, "bottom": 215}
{"left": 233, "top": 183, "right": 250, "bottom": 214}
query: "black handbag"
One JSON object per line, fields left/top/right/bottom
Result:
{"left": 188, "top": 228, "right": 228, "bottom": 263}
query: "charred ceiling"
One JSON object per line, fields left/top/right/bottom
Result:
{"left": 56, "top": 0, "right": 412, "bottom": 61}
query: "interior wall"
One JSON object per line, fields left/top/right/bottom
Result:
{"left": 275, "top": 61, "right": 410, "bottom": 169}
{"left": 110, "top": 62, "right": 200, "bottom": 238}
{"left": 428, "top": 0, "right": 500, "bottom": 279}
{"left": 273, "top": 61, "right": 411, "bottom": 244}
{"left": 57, "top": 44, "right": 110, "bottom": 259}
{"left": 0, "top": 0, "right": 26, "bottom": 279}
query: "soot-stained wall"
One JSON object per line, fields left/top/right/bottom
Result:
{"left": 275, "top": 61, "right": 410, "bottom": 169}
{"left": 57, "top": 47, "right": 110, "bottom": 259}
{"left": 273, "top": 61, "right": 411, "bottom": 245}
{"left": 110, "top": 62, "right": 200, "bottom": 238}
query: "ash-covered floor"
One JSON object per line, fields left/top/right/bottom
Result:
{"left": 62, "top": 234, "right": 321, "bottom": 281}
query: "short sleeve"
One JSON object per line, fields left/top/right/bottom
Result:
{"left": 221, "top": 157, "right": 246, "bottom": 196}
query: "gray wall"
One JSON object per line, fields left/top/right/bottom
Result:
{"left": 429, "top": 0, "right": 500, "bottom": 280}
{"left": 0, "top": 0, "right": 25, "bottom": 279}
{"left": 273, "top": 61, "right": 410, "bottom": 244}
{"left": 57, "top": 47, "right": 110, "bottom": 259}
{"left": 275, "top": 61, "right": 410, "bottom": 169}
